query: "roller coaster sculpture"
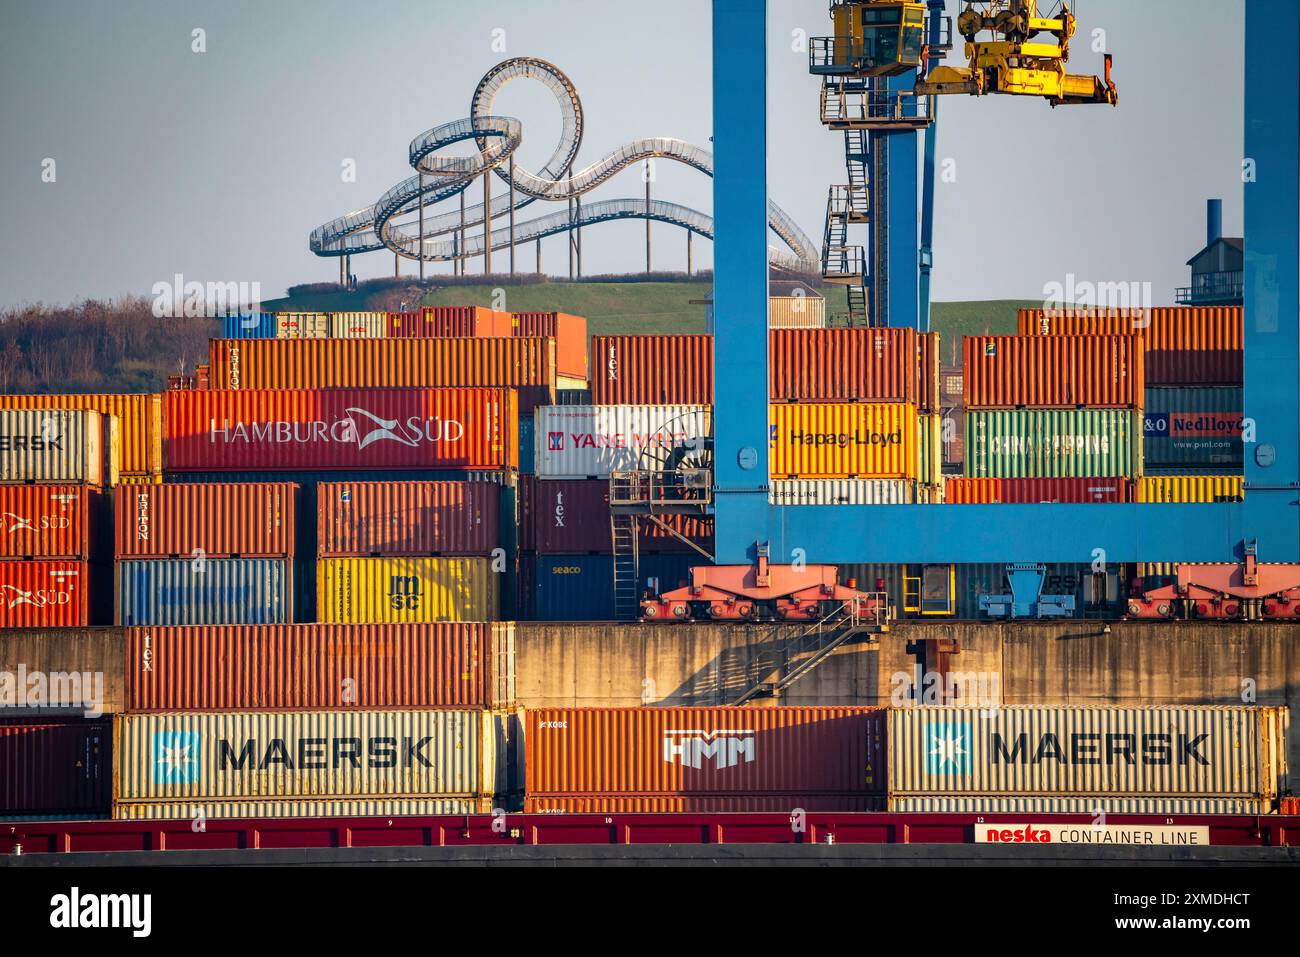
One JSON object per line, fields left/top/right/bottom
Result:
{"left": 310, "top": 58, "right": 820, "bottom": 274}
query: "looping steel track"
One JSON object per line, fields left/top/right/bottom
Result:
{"left": 309, "top": 57, "right": 819, "bottom": 273}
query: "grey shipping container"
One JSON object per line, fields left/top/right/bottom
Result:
{"left": 887, "top": 706, "right": 1287, "bottom": 807}
{"left": 0, "top": 409, "right": 116, "bottom": 486}
{"left": 115, "top": 558, "right": 291, "bottom": 626}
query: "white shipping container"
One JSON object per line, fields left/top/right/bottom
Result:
{"left": 769, "top": 479, "right": 918, "bottom": 506}
{"left": 888, "top": 706, "right": 1287, "bottom": 802}
{"left": 889, "top": 796, "right": 1272, "bottom": 815}
{"left": 112, "top": 798, "right": 483, "bottom": 821}
{"left": 329, "top": 311, "right": 388, "bottom": 338}
{"left": 275, "top": 312, "right": 330, "bottom": 338}
{"left": 0, "top": 409, "right": 109, "bottom": 486}
{"left": 113, "top": 709, "right": 504, "bottom": 813}
{"left": 534, "top": 405, "right": 711, "bottom": 478}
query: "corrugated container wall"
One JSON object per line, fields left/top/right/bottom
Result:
{"left": 945, "top": 477, "right": 1134, "bottom": 504}
{"left": 1018, "top": 306, "right": 1243, "bottom": 385}
{"left": 0, "top": 409, "right": 105, "bottom": 486}
{"left": 208, "top": 336, "right": 556, "bottom": 410}
{"left": 115, "top": 558, "right": 290, "bottom": 626}
{"left": 887, "top": 706, "right": 1286, "bottom": 809}
{"left": 590, "top": 335, "right": 712, "bottom": 405}
{"left": 534, "top": 405, "right": 711, "bottom": 479}
{"left": 0, "top": 393, "right": 160, "bottom": 477}
{"left": 125, "top": 623, "right": 515, "bottom": 711}
{"left": 964, "top": 409, "right": 1141, "bottom": 478}
{"left": 0, "top": 562, "right": 89, "bottom": 627}
{"left": 963, "top": 335, "right": 1144, "bottom": 408}
{"left": 0, "top": 486, "right": 91, "bottom": 559}
{"left": 0, "top": 628, "right": 124, "bottom": 714}
{"left": 769, "top": 403, "right": 919, "bottom": 479}
{"left": 404, "top": 306, "right": 509, "bottom": 337}
{"left": 520, "top": 477, "right": 712, "bottom": 553}
{"left": 112, "top": 709, "right": 501, "bottom": 819}
{"left": 1143, "top": 387, "right": 1243, "bottom": 470}
{"left": 510, "top": 311, "right": 589, "bottom": 381}
{"left": 316, "top": 557, "right": 498, "bottom": 623}
{"left": 1, "top": 718, "right": 109, "bottom": 816}
{"left": 1137, "top": 474, "right": 1244, "bottom": 503}
{"left": 113, "top": 482, "right": 296, "bottom": 558}
{"left": 524, "top": 707, "right": 886, "bottom": 813}
{"left": 163, "top": 388, "right": 517, "bottom": 472}
{"left": 316, "top": 481, "right": 499, "bottom": 557}
{"left": 771, "top": 328, "right": 940, "bottom": 411}
{"left": 768, "top": 479, "right": 920, "bottom": 506}
{"left": 768, "top": 295, "right": 827, "bottom": 328}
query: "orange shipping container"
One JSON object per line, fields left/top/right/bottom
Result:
{"left": 1017, "top": 307, "right": 1243, "bottom": 385}
{"left": 0, "top": 486, "right": 92, "bottom": 559}
{"left": 401, "top": 306, "right": 511, "bottom": 337}
{"left": 590, "top": 335, "right": 713, "bottom": 405}
{"left": 0, "top": 561, "right": 89, "bottom": 627}
{"left": 771, "top": 327, "right": 940, "bottom": 411}
{"left": 963, "top": 335, "right": 1145, "bottom": 409}
{"left": 113, "top": 482, "right": 297, "bottom": 559}
{"left": 0, "top": 393, "right": 161, "bottom": 477}
{"left": 524, "top": 707, "right": 886, "bottom": 813}
{"left": 317, "top": 481, "right": 500, "bottom": 557}
{"left": 511, "top": 312, "right": 588, "bottom": 381}
{"left": 124, "top": 622, "right": 514, "bottom": 711}
{"left": 207, "top": 336, "right": 557, "bottom": 410}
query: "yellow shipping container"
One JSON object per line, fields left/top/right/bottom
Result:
{"left": 1137, "top": 475, "right": 1244, "bottom": 503}
{"left": 317, "top": 557, "right": 499, "bottom": 623}
{"left": 0, "top": 392, "right": 160, "bottom": 477}
{"left": 769, "top": 402, "right": 919, "bottom": 479}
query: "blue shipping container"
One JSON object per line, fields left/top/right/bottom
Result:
{"left": 115, "top": 557, "right": 290, "bottom": 625}
{"left": 1142, "top": 387, "right": 1243, "bottom": 470}
{"left": 220, "top": 313, "right": 277, "bottom": 339}
{"left": 518, "top": 416, "right": 535, "bottom": 474}
{"left": 534, "top": 554, "right": 699, "bottom": 621}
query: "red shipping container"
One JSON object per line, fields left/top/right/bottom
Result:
{"left": 124, "top": 623, "right": 512, "bottom": 711}
{"left": 0, "top": 718, "right": 109, "bottom": 816}
{"left": 114, "top": 482, "right": 297, "bottom": 559}
{"left": 771, "top": 328, "right": 941, "bottom": 411}
{"left": 0, "top": 486, "right": 90, "bottom": 559}
{"left": 519, "top": 477, "right": 712, "bottom": 553}
{"left": 525, "top": 706, "right": 886, "bottom": 813}
{"left": 590, "top": 335, "right": 713, "bottom": 404}
{"left": 963, "top": 335, "right": 1145, "bottom": 408}
{"left": 162, "top": 388, "right": 518, "bottom": 472}
{"left": 1018, "top": 306, "right": 1243, "bottom": 386}
{"left": 397, "top": 306, "right": 512, "bottom": 338}
{"left": 317, "top": 481, "right": 499, "bottom": 557}
{"left": 511, "top": 312, "right": 588, "bottom": 381}
{"left": 207, "top": 335, "right": 555, "bottom": 406}
{"left": 0, "top": 561, "right": 89, "bottom": 627}
{"left": 945, "top": 477, "right": 1135, "bottom": 504}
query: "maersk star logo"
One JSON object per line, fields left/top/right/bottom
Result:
{"left": 926, "top": 721, "right": 971, "bottom": 775}
{"left": 153, "top": 731, "right": 200, "bottom": 784}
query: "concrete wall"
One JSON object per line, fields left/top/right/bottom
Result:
{"left": 515, "top": 620, "right": 1300, "bottom": 770}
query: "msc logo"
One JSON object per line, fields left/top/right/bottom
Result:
{"left": 926, "top": 721, "right": 971, "bottom": 775}
{"left": 547, "top": 431, "right": 565, "bottom": 451}
{"left": 153, "top": 730, "right": 201, "bottom": 784}
{"left": 663, "top": 729, "right": 755, "bottom": 770}
{"left": 388, "top": 575, "right": 421, "bottom": 612}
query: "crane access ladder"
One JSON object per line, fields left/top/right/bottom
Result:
{"left": 608, "top": 470, "right": 714, "bottom": 621}
{"left": 732, "top": 597, "right": 890, "bottom": 705}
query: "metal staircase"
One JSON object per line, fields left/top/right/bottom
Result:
{"left": 732, "top": 598, "right": 889, "bottom": 705}
{"left": 611, "top": 512, "right": 641, "bottom": 622}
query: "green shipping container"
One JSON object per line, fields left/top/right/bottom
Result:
{"left": 964, "top": 409, "right": 1141, "bottom": 478}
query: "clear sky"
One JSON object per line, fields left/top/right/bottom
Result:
{"left": 0, "top": 0, "right": 1243, "bottom": 307}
